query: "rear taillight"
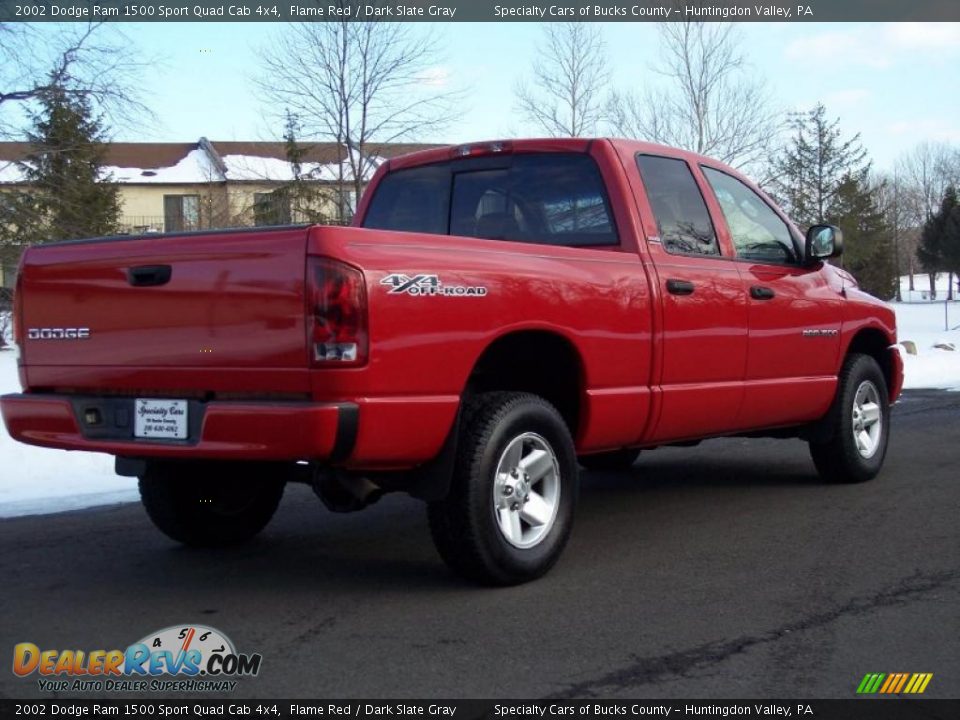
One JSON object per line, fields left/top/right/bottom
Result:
{"left": 307, "top": 257, "right": 367, "bottom": 366}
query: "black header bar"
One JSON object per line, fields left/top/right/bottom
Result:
{"left": 1, "top": 700, "right": 959, "bottom": 720}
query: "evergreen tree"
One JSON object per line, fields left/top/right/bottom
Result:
{"left": 251, "top": 110, "right": 300, "bottom": 226}
{"left": 827, "top": 172, "right": 897, "bottom": 300}
{"left": 284, "top": 108, "right": 306, "bottom": 183}
{"left": 918, "top": 186, "right": 960, "bottom": 283}
{"left": 773, "top": 104, "right": 869, "bottom": 228}
{"left": 279, "top": 110, "right": 333, "bottom": 225}
{"left": 0, "top": 78, "right": 120, "bottom": 245}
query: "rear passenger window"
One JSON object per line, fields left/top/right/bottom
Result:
{"left": 636, "top": 155, "right": 719, "bottom": 256}
{"left": 363, "top": 164, "right": 449, "bottom": 234}
{"left": 364, "top": 153, "right": 618, "bottom": 247}
{"left": 450, "top": 169, "right": 517, "bottom": 239}
{"left": 450, "top": 154, "right": 617, "bottom": 247}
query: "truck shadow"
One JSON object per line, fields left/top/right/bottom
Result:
{"left": 0, "top": 437, "right": 839, "bottom": 603}
{"left": 584, "top": 464, "right": 817, "bottom": 493}
{"left": 584, "top": 439, "right": 820, "bottom": 492}
{"left": 126, "top": 440, "right": 821, "bottom": 591}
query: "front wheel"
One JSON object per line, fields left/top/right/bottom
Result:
{"left": 428, "top": 392, "right": 579, "bottom": 585}
{"left": 139, "top": 461, "right": 286, "bottom": 546}
{"left": 809, "top": 354, "right": 890, "bottom": 484}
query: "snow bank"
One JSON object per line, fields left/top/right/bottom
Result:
{"left": 893, "top": 301, "right": 960, "bottom": 390}
{"left": 0, "top": 351, "right": 136, "bottom": 518}
{"left": 0, "top": 311, "right": 11, "bottom": 347}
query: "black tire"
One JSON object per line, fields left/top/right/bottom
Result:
{"left": 579, "top": 448, "right": 641, "bottom": 471}
{"left": 138, "top": 461, "right": 286, "bottom": 547}
{"left": 428, "top": 392, "right": 579, "bottom": 585}
{"left": 809, "top": 353, "right": 890, "bottom": 484}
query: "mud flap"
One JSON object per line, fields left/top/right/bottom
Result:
{"left": 405, "top": 405, "right": 461, "bottom": 502}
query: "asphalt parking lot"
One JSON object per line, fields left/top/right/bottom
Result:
{"left": 1, "top": 390, "right": 958, "bottom": 700}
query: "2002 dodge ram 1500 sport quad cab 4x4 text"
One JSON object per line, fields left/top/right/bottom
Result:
{"left": 1, "top": 139, "right": 903, "bottom": 584}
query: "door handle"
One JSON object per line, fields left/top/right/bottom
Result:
{"left": 127, "top": 265, "right": 172, "bottom": 287}
{"left": 666, "top": 279, "right": 695, "bottom": 296}
{"left": 750, "top": 285, "right": 775, "bottom": 300}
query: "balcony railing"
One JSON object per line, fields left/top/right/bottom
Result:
{"left": 117, "top": 216, "right": 167, "bottom": 234}
{"left": 117, "top": 215, "right": 351, "bottom": 234}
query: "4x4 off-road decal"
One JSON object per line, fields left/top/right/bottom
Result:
{"left": 381, "top": 273, "right": 488, "bottom": 297}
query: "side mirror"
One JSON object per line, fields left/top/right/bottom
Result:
{"left": 805, "top": 224, "right": 843, "bottom": 263}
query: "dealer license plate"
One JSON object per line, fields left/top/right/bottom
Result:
{"left": 134, "top": 399, "right": 188, "bottom": 440}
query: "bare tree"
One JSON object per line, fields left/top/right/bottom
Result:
{"left": 0, "top": 22, "right": 151, "bottom": 137}
{"left": 875, "top": 170, "right": 913, "bottom": 301}
{"left": 896, "top": 141, "right": 960, "bottom": 297}
{"left": 897, "top": 142, "right": 960, "bottom": 221}
{"left": 514, "top": 24, "right": 610, "bottom": 138}
{"left": 608, "top": 22, "right": 776, "bottom": 173}
{"left": 254, "top": 10, "right": 460, "bottom": 220}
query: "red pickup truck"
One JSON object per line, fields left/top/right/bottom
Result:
{"left": 1, "top": 139, "right": 902, "bottom": 584}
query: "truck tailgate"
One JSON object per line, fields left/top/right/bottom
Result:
{"left": 19, "top": 227, "right": 309, "bottom": 379}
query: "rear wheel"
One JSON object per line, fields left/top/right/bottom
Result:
{"left": 579, "top": 448, "right": 641, "bottom": 471}
{"left": 428, "top": 392, "right": 578, "bottom": 585}
{"left": 809, "top": 354, "right": 890, "bottom": 484}
{"left": 138, "top": 461, "right": 286, "bottom": 546}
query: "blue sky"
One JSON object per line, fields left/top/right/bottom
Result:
{"left": 115, "top": 21, "right": 959, "bottom": 171}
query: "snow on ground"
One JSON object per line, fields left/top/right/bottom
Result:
{"left": 898, "top": 272, "right": 958, "bottom": 303}
{"left": 1, "top": 310, "right": 11, "bottom": 347}
{"left": 0, "top": 350, "right": 136, "bottom": 518}
{"left": 894, "top": 301, "right": 960, "bottom": 390}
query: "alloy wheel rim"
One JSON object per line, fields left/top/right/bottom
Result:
{"left": 852, "top": 380, "right": 883, "bottom": 459}
{"left": 492, "top": 432, "right": 561, "bottom": 549}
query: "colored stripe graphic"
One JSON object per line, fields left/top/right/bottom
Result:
{"left": 905, "top": 673, "right": 934, "bottom": 694}
{"left": 856, "top": 673, "right": 886, "bottom": 693}
{"left": 857, "top": 673, "right": 932, "bottom": 694}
